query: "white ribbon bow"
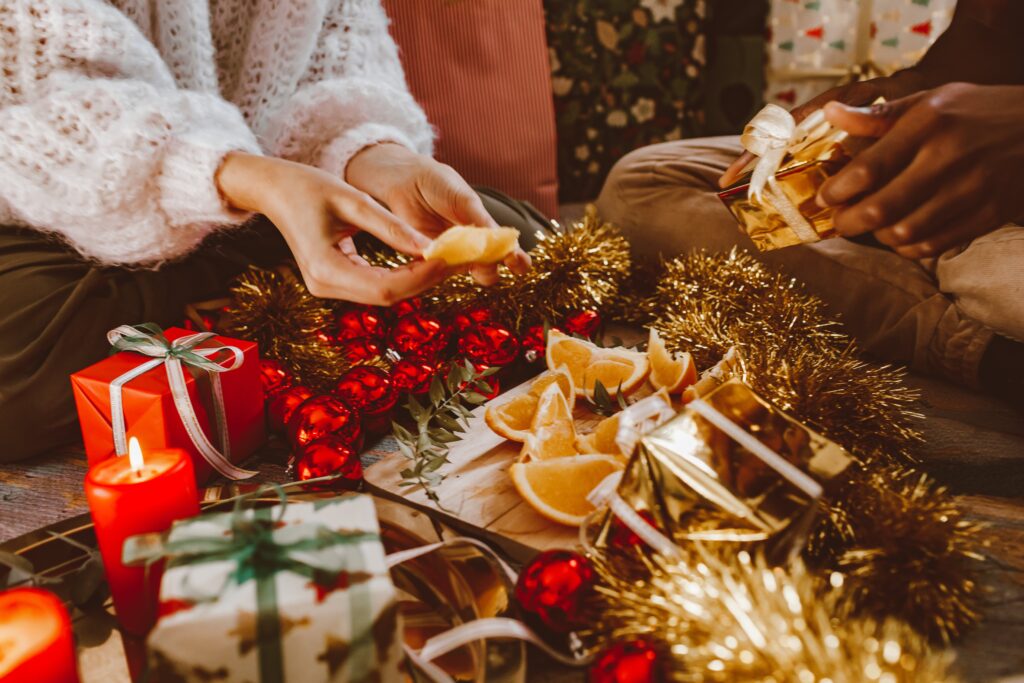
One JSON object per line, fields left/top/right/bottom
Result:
{"left": 740, "top": 104, "right": 837, "bottom": 242}
{"left": 106, "top": 324, "right": 257, "bottom": 480}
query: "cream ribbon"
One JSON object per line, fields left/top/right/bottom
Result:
{"left": 740, "top": 104, "right": 834, "bottom": 243}
{"left": 106, "top": 325, "right": 258, "bottom": 480}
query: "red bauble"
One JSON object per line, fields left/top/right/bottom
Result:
{"left": 259, "top": 358, "right": 293, "bottom": 396}
{"left": 588, "top": 639, "right": 663, "bottom": 683}
{"left": 389, "top": 312, "right": 448, "bottom": 359}
{"left": 514, "top": 550, "right": 595, "bottom": 633}
{"left": 458, "top": 323, "right": 520, "bottom": 367}
{"left": 451, "top": 306, "right": 494, "bottom": 333}
{"left": 391, "top": 358, "right": 436, "bottom": 395}
{"left": 521, "top": 324, "right": 549, "bottom": 362}
{"left": 267, "top": 385, "right": 314, "bottom": 433}
{"left": 334, "top": 366, "right": 397, "bottom": 416}
{"left": 607, "top": 509, "right": 661, "bottom": 551}
{"left": 563, "top": 309, "right": 602, "bottom": 338}
{"left": 391, "top": 297, "right": 422, "bottom": 318}
{"left": 294, "top": 434, "right": 363, "bottom": 489}
{"left": 183, "top": 312, "right": 218, "bottom": 332}
{"left": 286, "top": 395, "right": 362, "bottom": 449}
{"left": 338, "top": 337, "right": 383, "bottom": 364}
{"left": 336, "top": 305, "right": 387, "bottom": 342}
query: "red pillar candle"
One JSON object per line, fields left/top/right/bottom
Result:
{"left": 84, "top": 438, "right": 200, "bottom": 636}
{"left": 0, "top": 587, "right": 79, "bottom": 683}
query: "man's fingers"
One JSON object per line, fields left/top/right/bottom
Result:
{"left": 872, "top": 172, "right": 987, "bottom": 247}
{"left": 329, "top": 190, "right": 430, "bottom": 256}
{"left": 831, "top": 151, "right": 951, "bottom": 237}
{"left": 719, "top": 152, "right": 755, "bottom": 188}
{"left": 893, "top": 204, "right": 1000, "bottom": 260}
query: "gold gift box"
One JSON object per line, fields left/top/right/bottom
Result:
{"left": 718, "top": 125, "right": 863, "bottom": 252}
{"left": 597, "top": 379, "right": 852, "bottom": 562}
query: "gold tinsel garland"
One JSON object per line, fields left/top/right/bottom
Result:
{"left": 584, "top": 548, "right": 959, "bottom": 682}
{"left": 639, "top": 248, "right": 983, "bottom": 642}
{"left": 364, "top": 206, "right": 632, "bottom": 331}
{"left": 221, "top": 267, "right": 350, "bottom": 391}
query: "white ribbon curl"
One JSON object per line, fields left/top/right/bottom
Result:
{"left": 106, "top": 325, "right": 257, "bottom": 480}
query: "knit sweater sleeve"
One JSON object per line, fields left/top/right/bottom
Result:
{"left": 263, "top": 0, "right": 434, "bottom": 178}
{"left": 0, "top": 0, "right": 261, "bottom": 266}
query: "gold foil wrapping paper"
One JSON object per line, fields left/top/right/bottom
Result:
{"left": 598, "top": 379, "right": 852, "bottom": 562}
{"left": 718, "top": 117, "right": 863, "bottom": 252}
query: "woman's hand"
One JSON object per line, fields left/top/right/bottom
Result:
{"left": 216, "top": 152, "right": 451, "bottom": 305}
{"left": 817, "top": 83, "right": 1024, "bottom": 259}
{"left": 346, "top": 143, "right": 532, "bottom": 286}
{"left": 718, "top": 72, "right": 930, "bottom": 188}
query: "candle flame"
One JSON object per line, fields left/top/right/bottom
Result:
{"left": 128, "top": 437, "right": 145, "bottom": 474}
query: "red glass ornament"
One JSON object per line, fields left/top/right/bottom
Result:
{"left": 338, "top": 337, "right": 383, "bottom": 364}
{"left": 334, "top": 366, "right": 398, "bottom": 416}
{"left": 267, "top": 385, "right": 314, "bottom": 433}
{"left": 607, "top": 509, "right": 661, "bottom": 550}
{"left": 286, "top": 395, "right": 362, "bottom": 450}
{"left": 391, "top": 297, "right": 422, "bottom": 318}
{"left": 294, "top": 434, "right": 363, "bottom": 489}
{"left": 514, "top": 550, "right": 595, "bottom": 633}
{"left": 588, "top": 639, "right": 662, "bottom": 683}
{"left": 259, "top": 358, "right": 293, "bottom": 396}
{"left": 458, "top": 323, "right": 521, "bottom": 367}
{"left": 391, "top": 358, "right": 436, "bottom": 395}
{"left": 336, "top": 305, "right": 387, "bottom": 342}
{"left": 563, "top": 309, "right": 602, "bottom": 338}
{"left": 182, "top": 312, "right": 218, "bottom": 332}
{"left": 521, "top": 324, "right": 549, "bottom": 362}
{"left": 389, "top": 312, "right": 448, "bottom": 359}
{"left": 451, "top": 306, "right": 494, "bottom": 333}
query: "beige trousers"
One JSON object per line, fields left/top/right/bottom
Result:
{"left": 596, "top": 136, "right": 1024, "bottom": 387}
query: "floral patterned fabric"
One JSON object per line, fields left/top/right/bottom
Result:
{"left": 546, "top": 0, "right": 708, "bottom": 201}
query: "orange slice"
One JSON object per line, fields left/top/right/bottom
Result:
{"left": 545, "top": 330, "right": 649, "bottom": 398}
{"left": 520, "top": 383, "right": 577, "bottom": 461}
{"left": 576, "top": 388, "right": 672, "bottom": 457}
{"left": 647, "top": 328, "right": 698, "bottom": 394}
{"left": 510, "top": 454, "right": 624, "bottom": 526}
{"left": 423, "top": 226, "right": 520, "bottom": 266}
{"left": 485, "top": 368, "right": 574, "bottom": 442}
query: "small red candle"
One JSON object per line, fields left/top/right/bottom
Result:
{"left": 84, "top": 438, "right": 199, "bottom": 635}
{"left": 0, "top": 587, "right": 79, "bottom": 683}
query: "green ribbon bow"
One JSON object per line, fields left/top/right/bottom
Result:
{"left": 125, "top": 484, "right": 378, "bottom": 682}
{"left": 108, "top": 322, "right": 239, "bottom": 372}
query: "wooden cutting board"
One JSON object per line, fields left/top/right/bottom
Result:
{"left": 366, "top": 326, "right": 646, "bottom": 555}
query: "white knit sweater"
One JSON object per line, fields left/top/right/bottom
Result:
{"left": 0, "top": 0, "right": 434, "bottom": 265}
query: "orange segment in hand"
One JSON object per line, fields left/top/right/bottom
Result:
{"left": 423, "top": 226, "right": 520, "bottom": 266}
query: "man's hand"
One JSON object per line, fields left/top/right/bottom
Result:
{"left": 817, "top": 83, "right": 1024, "bottom": 259}
{"left": 718, "top": 73, "right": 928, "bottom": 188}
{"left": 346, "top": 143, "right": 532, "bottom": 286}
{"left": 216, "top": 153, "right": 452, "bottom": 305}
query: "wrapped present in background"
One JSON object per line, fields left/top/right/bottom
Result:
{"left": 597, "top": 379, "right": 852, "bottom": 562}
{"left": 717, "top": 103, "right": 868, "bottom": 251}
{"left": 765, "top": 0, "right": 954, "bottom": 108}
{"left": 70, "top": 324, "right": 264, "bottom": 483}
{"left": 134, "top": 494, "right": 402, "bottom": 683}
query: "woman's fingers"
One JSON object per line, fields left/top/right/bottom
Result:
{"left": 328, "top": 188, "right": 430, "bottom": 256}
{"left": 305, "top": 250, "right": 450, "bottom": 305}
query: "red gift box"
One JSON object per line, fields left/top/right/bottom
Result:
{"left": 71, "top": 326, "right": 266, "bottom": 484}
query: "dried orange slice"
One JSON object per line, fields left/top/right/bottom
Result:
{"left": 423, "top": 226, "right": 520, "bottom": 266}
{"left": 647, "top": 328, "right": 698, "bottom": 394}
{"left": 520, "top": 383, "right": 577, "bottom": 461}
{"left": 484, "top": 368, "right": 575, "bottom": 442}
{"left": 510, "top": 454, "right": 624, "bottom": 526}
{"left": 545, "top": 330, "right": 649, "bottom": 398}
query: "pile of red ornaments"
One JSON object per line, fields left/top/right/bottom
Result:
{"left": 257, "top": 300, "right": 603, "bottom": 485}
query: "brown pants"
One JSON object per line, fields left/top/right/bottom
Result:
{"left": 0, "top": 189, "right": 548, "bottom": 462}
{"left": 596, "top": 136, "right": 1024, "bottom": 387}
